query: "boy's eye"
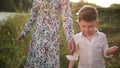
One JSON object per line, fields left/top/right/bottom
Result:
{"left": 81, "top": 26, "right": 86, "bottom": 28}
{"left": 81, "top": 25, "right": 94, "bottom": 28}
{"left": 88, "top": 25, "right": 93, "bottom": 28}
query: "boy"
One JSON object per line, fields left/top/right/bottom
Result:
{"left": 66, "top": 5, "right": 118, "bottom": 68}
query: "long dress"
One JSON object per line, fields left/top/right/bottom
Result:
{"left": 20, "top": 0, "right": 74, "bottom": 68}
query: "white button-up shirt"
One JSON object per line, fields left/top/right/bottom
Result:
{"left": 67, "top": 30, "right": 112, "bottom": 68}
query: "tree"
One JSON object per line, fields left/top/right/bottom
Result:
{"left": 0, "top": 0, "right": 33, "bottom": 12}
{"left": 0, "top": 0, "right": 16, "bottom": 12}
{"left": 110, "top": 4, "right": 120, "bottom": 8}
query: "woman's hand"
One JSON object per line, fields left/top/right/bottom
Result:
{"left": 68, "top": 40, "right": 76, "bottom": 55}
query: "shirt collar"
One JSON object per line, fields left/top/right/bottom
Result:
{"left": 80, "top": 28, "right": 101, "bottom": 38}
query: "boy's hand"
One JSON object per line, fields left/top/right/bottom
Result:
{"left": 68, "top": 60, "right": 75, "bottom": 68}
{"left": 68, "top": 40, "right": 76, "bottom": 55}
{"left": 109, "top": 46, "right": 118, "bottom": 54}
{"left": 17, "top": 34, "right": 25, "bottom": 40}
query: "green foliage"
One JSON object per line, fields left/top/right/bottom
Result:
{"left": 0, "top": 0, "right": 33, "bottom": 12}
{"left": 14, "top": 0, "right": 33, "bottom": 12}
{"left": 110, "top": 4, "right": 120, "bottom": 9}
{"left": 0, "top": 14, "right": 30, "bottom": 68}
{"left": 0, "top": 0, "right": 16, "bottom": 11}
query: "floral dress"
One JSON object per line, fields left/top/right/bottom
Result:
{"left": 20, "top": 0, "right": 74, "bottom": 68}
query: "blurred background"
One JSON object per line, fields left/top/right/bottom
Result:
{"left": 0, "top": 0, "right": 120, "bottom": 68}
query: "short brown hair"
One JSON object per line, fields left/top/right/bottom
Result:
{"left": 77, "top": 5, "right": 98, "bottom": 22}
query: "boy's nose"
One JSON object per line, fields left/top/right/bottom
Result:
{"left": 85, "top": 27, "right": 89, "bottom": 31}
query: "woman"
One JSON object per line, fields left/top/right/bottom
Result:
{"left": 18, "top": 0, "right": 75, "bottom": 68}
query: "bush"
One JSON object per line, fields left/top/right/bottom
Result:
{"left": 0, "top": 14, "right": 30, "bottom": 68}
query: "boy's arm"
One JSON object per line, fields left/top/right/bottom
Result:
{"left": 68, "top": 60, "right": 75, "bottom": 68}
{"left": 103, "top": 35, "right": 113, "bottom": 58}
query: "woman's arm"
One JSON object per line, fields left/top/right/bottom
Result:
{"left": 61, "top": 0, "right": 74, "bottom": 42}
{"left": 61, "top": 0, "right": 75, "bottom": 54}
{"left": 20, "top": 0, "right": 38, "bottom": 37}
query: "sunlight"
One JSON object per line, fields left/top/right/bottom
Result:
{"left": 70, "top": 0, "right": 80, "bottom": 2}
{"left": 70, "top": 0, "right": 120, "bottom": 7}
{"left": 87, "top": 0, "right": 120, "bottom": 7}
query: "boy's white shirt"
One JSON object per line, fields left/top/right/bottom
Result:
{"left": 66, "top": 30, "right": 113, "bottom": 68}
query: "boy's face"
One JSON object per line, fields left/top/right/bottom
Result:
{"left": 78, "top": 20, "right": 99, "bottom": 36}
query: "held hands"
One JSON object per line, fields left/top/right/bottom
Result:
{"left": 66, "top": 40, "right": 76, "bottom": 68}
{"left": 68, "top": 40, "right": 76, "bottom": 55}
{"left": 17, "top": 34, "right": 25, "bottom": 40}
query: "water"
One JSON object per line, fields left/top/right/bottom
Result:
{"left": 0, "top": 12, "right": 16, "bottom": 21}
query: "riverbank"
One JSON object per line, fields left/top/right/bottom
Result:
{"left": 0, "top": 12, "right": 16, "bottom": 21}
{"left": 0, "top": 12, "right": 28, "bottom": 21}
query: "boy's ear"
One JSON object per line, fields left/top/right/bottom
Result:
{"left": 96, "top": 19, "right": 99, "bottom": 26}
{"left": 76, "top": 20, "right": 80, "bottom": 25}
